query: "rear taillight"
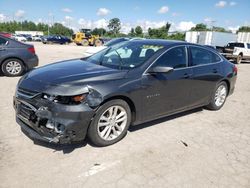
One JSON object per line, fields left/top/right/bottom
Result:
{"left": 233, "top": 65, "right": 238, "bottom": 74}
{"left": 28, "top": 47, "right": 35, "bottom": 54}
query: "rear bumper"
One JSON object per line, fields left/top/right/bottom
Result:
{"left": 25, "top": 55, "right": 39, "bottom": 70}
{"left": 220, "top": 53, "right": 237, "bottom": 60}
{"left": 14, "top": 96, "right": 95, "bottom": 144}
{"left": 228, "top": 76, "right": 237, "bottom": 96}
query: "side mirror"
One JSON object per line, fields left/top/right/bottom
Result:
{"left": 148, "top": 66, "right": 174, "bottom": 74}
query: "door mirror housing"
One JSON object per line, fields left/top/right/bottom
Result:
{"left": 148, "top": 66, "right": 174, "bottom": 74}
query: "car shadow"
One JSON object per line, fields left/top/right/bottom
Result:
{"left": 129, "top": 107, "right": 203, "bottom": 132}
{"left": 21, "top": 107, "right": 203, "bottom": 153}
{"left": 21, "top": 129, "right": 87, "bottom": 154}
{"left": 34, "top": 140, "right": 88, "bottom": 154}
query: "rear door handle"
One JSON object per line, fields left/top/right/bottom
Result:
{"left": 0, "top": 48, "right": 6, "bottom": 51}
{"left": 213, "top": 69, "right": 218, "bottom": 73}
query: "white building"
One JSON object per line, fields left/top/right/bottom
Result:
{"left": 15, "top": 31, "right": 44, "bottom": 36}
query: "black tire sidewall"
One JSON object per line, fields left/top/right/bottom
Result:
{"left": 87, "top": 99, "right": 131, "bottom": 147}
{"left": 1, "top": 58, "right": 25, "bottom": 77}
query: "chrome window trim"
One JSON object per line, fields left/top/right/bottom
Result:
{"left": 143, "top": 44, "right": 224, "bottom": 76}
{"left": 188, "top": 45, "right": 223, "bottom": 67}
{"left": 143, "top": 45, "right": 188, "bottom": 75}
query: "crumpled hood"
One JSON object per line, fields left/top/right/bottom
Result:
{"left": 18, "top": 59, "right": 128, "bottom": 95}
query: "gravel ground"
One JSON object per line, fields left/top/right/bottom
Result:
{"left": 0, "top": 42, "right": 250, "bottom": 188}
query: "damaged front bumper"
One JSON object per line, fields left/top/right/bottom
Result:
{"left": 13, "top": 94, "right": 95, "bottom": 144}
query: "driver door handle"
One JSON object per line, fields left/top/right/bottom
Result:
{"left": 183, "top": 73, "right": 191, "bottom": 79}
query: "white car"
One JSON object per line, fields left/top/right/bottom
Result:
{"left": 83, "top": 37, "right": 144, "bottom": 57}
{"left": 233, "top": 42, "right": 250, "bottom": 64}
{"left": 13, "top": 34, "right": 27, "bottom": 42}
{"left": 32, "top": 35, "right": 42, "bottom": 41}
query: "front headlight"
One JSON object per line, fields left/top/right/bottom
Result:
{"left": 42, "top": 93, "right": 88, "bottom": 105}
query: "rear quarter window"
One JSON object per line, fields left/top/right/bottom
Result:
{"left": 190, "top": 46, "right": 221, "bottom": 66}
{"left": 0, "top": 37, "right": 7, "bottom": 45}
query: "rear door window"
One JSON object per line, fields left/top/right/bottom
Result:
{"left": 0, "top": 37, "right": 7, "bottom": 45}
{"left": 190, "top": 46, "right": 221, "bottom": 66}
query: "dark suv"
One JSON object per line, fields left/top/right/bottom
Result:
{"left": 0, "top": 35, "right": 38, "bottom": 76}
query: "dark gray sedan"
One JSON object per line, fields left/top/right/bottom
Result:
{"left": 0, "top": 35, "right": 38, "bottom": 76}
{"left": 14, "top": 40, "right": 237, "bottom": 146}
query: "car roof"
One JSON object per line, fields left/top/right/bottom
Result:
{"left": 128, "top": 39, "right": 186, "bottom": 47}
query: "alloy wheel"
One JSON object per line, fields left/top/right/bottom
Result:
{"left": 97, "top": 105, "right": 128, "bottom": 141}
{"left": 214, "top": 85, "right": 227, "bottom": 107}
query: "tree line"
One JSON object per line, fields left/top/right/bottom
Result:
{"left": 0, "top": 20, "right": 74, "bottom": 36}
{"left": 1, "top": 18, "right": 250, "bottom": 40}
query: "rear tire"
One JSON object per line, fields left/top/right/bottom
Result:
{"left": 87, "top": 99, "right": 131, "bottom": 147}
{"left": 236, "top": 54, "right": 242, "bottom": 64}
{"left": 206, "top": 81, "right": 228, "bottom": 110}
{"left": 94, "top": 39, "right": 103, "bottom": 47}
{"left": 81, "top": 39, "right": 89, "bottom": 46}
{"left": 1, "top": 58, "right": 25, "bottom": 77}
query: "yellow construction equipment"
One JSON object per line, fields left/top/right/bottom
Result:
{"left": 72, "top": 29, "right": 103, "bottom": 46}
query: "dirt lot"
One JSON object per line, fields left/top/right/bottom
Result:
{"left": 0, "top": 42, "right": 250, "bottom": 188}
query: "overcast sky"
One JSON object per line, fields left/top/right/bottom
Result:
{"left": 0, "top": 0, "right": 249, "bottom": 33}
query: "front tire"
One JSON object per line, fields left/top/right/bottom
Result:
{"left": 206, "top": 81, "right": 228, "bottom": 110}
{"left": 87, "top": 99, "right": 131, "bottom": 146}
{"left": 1, "top": 58, "right": 25, "bottom": 77}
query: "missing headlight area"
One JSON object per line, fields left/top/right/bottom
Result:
{"left": 41, "top": 86, "right": 103, "bottom": 107}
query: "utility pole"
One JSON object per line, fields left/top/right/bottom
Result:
{"left": 48, "top": 24, "right": 50, "bottom": 35}
{"left": 21, "top": 19, "right": 23, "bottom": 31}
{"left": 210, "top": 20, "right": 216, "bottom": 32}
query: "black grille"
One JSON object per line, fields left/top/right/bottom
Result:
{"left": 17, "top": 102, "right": 37, "bottom": 122}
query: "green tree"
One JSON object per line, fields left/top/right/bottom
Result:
{"left": 107, "top": 18, "right": 121, "bottom": 36}
{"left": 92, "top": 28, "right": 106, "bottom": 36}
{"left": 135, "top": 26, "right": 143, "bottom": 36}
{"left": 238, "top": 26, "right": 250, "bottom": 32}
{"left": 147, "top": 23, "right": 171, "bottom": 39}
{"left": 129, "top": 28, "right": 136, "bottom": 37}
{"left": 167, "top": 32, "right": 185, "bottom": 41}
{"left": 165, "top": 22, "right": 171, "bottom": 33}
{"left": 0, "top": 21, "right": 73, "bottom": 36}
{"left": 50, "top": 23, "right": 73, "bottom": 36}
{"left": 212, "top": 26, "right": 229, "bottom": 32}
{"left": 191, "top": 23, "right": 209, "bottom": 31}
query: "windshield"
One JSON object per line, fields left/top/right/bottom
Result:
{"left": 86, "top": 42, "right": 164, "bottom": 69}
